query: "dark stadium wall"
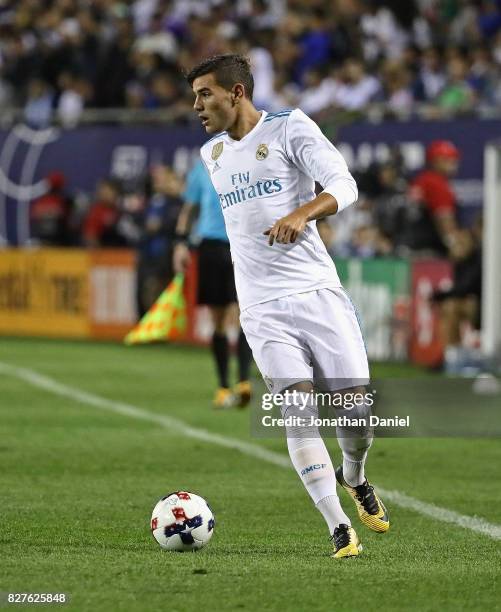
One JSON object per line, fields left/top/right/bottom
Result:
{"left": 336, "top": 117, "right": 492, "bottom": 224}
{"left": 0, "top": 118, "right": 495, "bottom": 244}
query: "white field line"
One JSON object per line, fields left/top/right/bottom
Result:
{"left": 1, "top": 360, "right": 500, "bottom": 542}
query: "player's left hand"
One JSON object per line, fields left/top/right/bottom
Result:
{"left": 263, "top": 210, "right": 308, "bottom": 245}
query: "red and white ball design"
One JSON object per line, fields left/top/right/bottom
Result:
{"left": 150, "top": 491, "right": 215, "bottom": 551}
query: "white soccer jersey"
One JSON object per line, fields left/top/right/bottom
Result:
{"left": 199, "top": 108, "right": 358, "bottom": 311}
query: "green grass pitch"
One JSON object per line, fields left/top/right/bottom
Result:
{"left": 0, "top": 337, "right": 500, "bottom": 611}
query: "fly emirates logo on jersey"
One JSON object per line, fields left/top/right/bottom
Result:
{"left": 218, "top": 171, "right": 283, "bottom": 210}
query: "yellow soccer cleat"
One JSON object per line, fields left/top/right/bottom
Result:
{"left": 331, "top": 524, "right": 362, "bottom": 559}
{"left": 213, "top": 387, "right": 234, "bottom": 409}
{"left": 335, "top": 466, "right": 390, "bottom": 533}
{"left": 233, "top": 380, "right": 252, "bottom": 408}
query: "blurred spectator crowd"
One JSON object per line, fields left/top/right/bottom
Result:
{"left": 29, "top": 164, "right": 184, "bottom": 312}
{"left": 5, "top": 0, "right": 485, "bottom": 331}
{"left": 30, "top": 140, "right": 476, "bottom": 264}
{"left": 29, "top": 141, "right": 482, "bottom": 347}
{"left": 1, "top": 0, "right": 501, "bottom": 127}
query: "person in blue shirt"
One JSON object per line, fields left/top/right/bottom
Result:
{"left": 137, "top": 165, "right": 183, "bottom": 316}
{"left": 173, "top": 159, "right": 252, "bottom": 408}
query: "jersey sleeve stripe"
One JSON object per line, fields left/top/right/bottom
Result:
{"left": 264, "top": 111, "right": 292, "bottom": 123}
{"left": 265, "top": 110, "right": 292, "bottom": 116}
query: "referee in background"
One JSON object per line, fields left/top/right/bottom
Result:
{"left": 173, "top": 158, "right": 253, "bottom": 408}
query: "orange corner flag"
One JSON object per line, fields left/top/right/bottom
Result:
{"left": 124, "top": 273, "right": 187, "bottom": 345}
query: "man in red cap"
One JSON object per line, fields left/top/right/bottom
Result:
{"left": 30, "top": 171, "right": 72, "bottom": 246}
{"left": 408, "top": 140, "right": 460, "bottom": 255}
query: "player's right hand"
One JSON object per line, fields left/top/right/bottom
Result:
{"left": 263, "top": 209, "right": 308, "bottom": 245}
{"left": 173, "top": 243, "right": 190, "bottom": 274}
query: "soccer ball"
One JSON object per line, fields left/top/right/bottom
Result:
{"left": 150, "top": 491, "right": 215, "bottom": 551}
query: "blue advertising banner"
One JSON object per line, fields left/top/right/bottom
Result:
{"left": 0, "top": 117, "right": 498, "bottom": 244}
{"left": 0, "top": 123, "right": 205, "bottom": 244}
{"left": 336, "top": 117, "right": 500, "bottom": 220}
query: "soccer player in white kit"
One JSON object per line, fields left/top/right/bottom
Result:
{"left": 187, "top": 54, "right": 389, "bottom": 558}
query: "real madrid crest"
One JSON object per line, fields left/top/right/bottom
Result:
{"left": 256, "top": 144, "right": 269, "bottom": 161}
{"left": 211, "top": 141, "right": 223, "bottom": 160}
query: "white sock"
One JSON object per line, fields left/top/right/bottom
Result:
{"left": 282, "top": 391, "right": 352, "bottom": 534}
{"left": 316, "top": 495, "right": 351, "bottom": 533}
{"left": 336, "top": 400, "right": 374, "bottom": 487}
{"left": 284, "top": 391, "right": 351, "bottom": 534}
{"left": 287, "top": 438, "right": 336, "bottom": 501}
{"left": 287, "top": 437, "right": 351, "bottom": 532}
{"left": 342, "top": 456, "right": 366, "bottom": 487}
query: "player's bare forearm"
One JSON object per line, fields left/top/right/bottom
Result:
{"left": 175, "top": 202, "right": 196, "bottom": 235}
{"left": 302, "top": 192, "right": 339, "bottom": 221}
{"left": 263, "top": 193, "right": 338, "bottom": 246}
{"left": 173, "top": 203, "right": 196, "bottom": 273}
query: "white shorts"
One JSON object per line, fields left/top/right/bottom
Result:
{"left": 240, "top": 288, "right": 369, "bottom": 393}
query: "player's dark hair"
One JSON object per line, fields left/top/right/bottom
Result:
{"left": 186, "top": 54, "right": 254, "bottom": 100}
